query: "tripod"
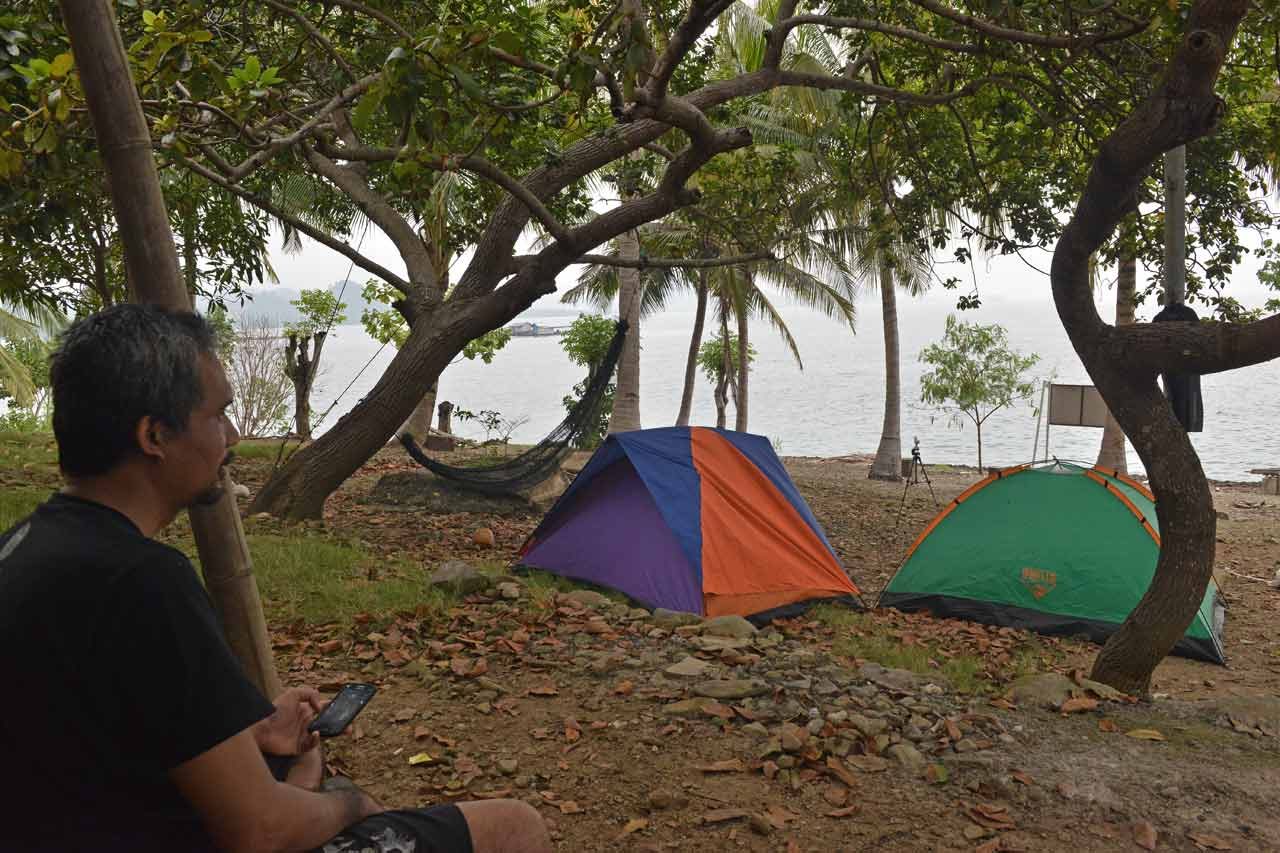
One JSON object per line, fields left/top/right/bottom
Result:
{"left": 902, "top": 438, "right": 938, "bottom": 505}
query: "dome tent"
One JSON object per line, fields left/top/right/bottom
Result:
{"left": 880, "top": 461, "right": 1224, "bottom": 663}
{"left": 517, "top": 427, "right": 862, "bottom": 622}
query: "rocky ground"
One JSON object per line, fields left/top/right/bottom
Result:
{"left": 237, "top": 446, "right": 1280, "bottom": 851}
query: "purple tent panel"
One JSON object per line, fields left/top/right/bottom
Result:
{"left": 521, "top": 459, "right": 703, "bottom": 614}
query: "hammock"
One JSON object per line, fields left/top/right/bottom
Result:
{"left": 399, "top": 320, "right": 628, "bottom": 495}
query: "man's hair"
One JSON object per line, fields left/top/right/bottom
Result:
{"left": 51, "top": 304, "right": 219, "bottom": 477}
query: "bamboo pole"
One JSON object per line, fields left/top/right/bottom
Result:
{"left": 58, "top": 0, "right": 281, "bottom": 698}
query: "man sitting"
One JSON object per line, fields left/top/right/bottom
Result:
{"left": 0, "top": 304, "right": 551, "bottom": 852}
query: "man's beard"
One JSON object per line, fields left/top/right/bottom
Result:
{"left": 191, "top": 453, "right": 234, "bottom": 507}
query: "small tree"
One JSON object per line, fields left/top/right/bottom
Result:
{"left": 698, "top": 332, "right": 756, "bottom": 430}
{"left": 559, "top": 314, "right": 617, "bottom": 448}
{"left": 229, "top": 315, "right": 292, "bottom": 439}
{"left": 0, "top": 337, "right": 52, "bottom": 432}
{"left": 919, "top": 316, "right": 1039, "bottom": 471}
{"left": 361, "top": 279, "right": 510, "bottom": 438}
{"left": 283, "top": 289, "right": 346, "bottom": 440}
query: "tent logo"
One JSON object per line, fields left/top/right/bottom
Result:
{"left": 1020, "top": 567, "right": 1057, "bottom": 600}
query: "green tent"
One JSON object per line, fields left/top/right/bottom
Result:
{"left": 880, "top": 461, "right": 1225, "bottom": 663}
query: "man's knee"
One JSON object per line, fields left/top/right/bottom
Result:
{"left": 456, "top": 798, "right": 551, "bottom": 853}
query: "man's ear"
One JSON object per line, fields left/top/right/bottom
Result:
{"left": 135, "top": 416, "right": 168, "bottom": 461}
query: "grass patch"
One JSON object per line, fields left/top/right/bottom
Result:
{"left": 834, "top": 630, "right": 988, "bottom": 694}
{"left": 0, "top": 486, "right": 46, "bottom": 530}
{"left": 0, "top": 430, "right": 58, "bottom": 471}
{"left": 207, "top": 533, "right": 452, "bottom": 627}
{"left": 232, "top": 439, "right": 301, "bottom": 462}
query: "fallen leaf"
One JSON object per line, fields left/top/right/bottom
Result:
{"left": 702, "top": 701, "right": 736, "bottom": 720}
{"left": 527, "top": 684, "right": 559, "bottom": 697}
{"left": 945, "top": 718, "right": 963, "bottom": 741}
{"left": 701, "top": 808, "right": 749, "bottom": 825}
{"left": 1010, "top": 770, "right": 1034, "bottom": 786}
{"left": 1059, "top": 696, "right": 1099, "bottom": 714}
{"left": 765, "top": 805, "right": 799, "bottom": 828}
{"left": 614, "top": 680, "right": 634, "bottom": 696}
{"left": 989, "top": 697, "right": 1016, "bottom": 711}
{"left": 1099, "top": 718, "right": 1120, "bottom": 733}
{"left": 564, "top": 718, "right": 581, "bottom": 743}
{"left": 825, "top": 805, "right": 859, "bottom": 819}
{"left": 698, "top": 759, "right": 745, "bottom": 773}
{"left": 449, "top": 658, "right": 472, "bottom": 677}
{"left": 1187, "top": 831, "right": 1231, "bottom": 850}
{"left": 618, "top": 817, "right": 648, "bottom": 837}
{"left": 1126, "top": 729, "right": 1166, "bottom": 741}
{"left": 846, "top": 754, "right": 890, "bottom": 773}
{"left": 925, "top": 764, "right": 950, "bottom": 784}
{"left": 824, "top": 756, "right": 858, "bottom": 787}
{"left": 558, "top": 801, "right": 583, "bottom": 815}
{"left": 967, "top": 803, "right": 1016, "bottom": 830}
{"left": 317, "top": 639, "right": 343, "bottom": 654}
{"left": 407, "top": 752, "right": 433, "bottom": 766}
{"left": 1133, "top": 819, "right": 1158, "bottom": 850}
{"left": 823, "top": 786, "right": 848, "bottom": 807}
{"left": 976, "top": 840, "right": 1002, "bottom": 853}
{"left": 413, "top": 725, "right": 430, "bottom": 740}
{"left": 393, "top": 708, "right": 415, "bottom": 723}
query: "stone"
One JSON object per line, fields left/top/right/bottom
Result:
{"left": 806, "top": 718, "right": 825, "bottom": 736}
{"left": 428, "top": 561, "right": 492, "bottom": 595}
{"left": 849, "top": 713, "right": 889, "bottom": 737}
{"left": 689, "top": 635, "right": 753, "bottom": 653}
{"left": 662, "top": 697, "right": 718, "bottom": 717}
{"left": 858, "top": 662, "right": 925, "bottom": 691}
{"left": 827, "top": 710, "right": 849, "bottom": 724}
{"left": 908, "top": 714, "right": 932, "bottom": 732}
{"left": 647, "top": 790, "right": 686, "bottom": 811}
{"left": 749, "top": 814, "right": 773, "bottom": 836}
{"left": 498, "top": 759, "right": 519, "bottom": 776}
{"left": 651, "top": 608, "right": 703, "bottom": 629}
{"left": 783, "top": 677, "right": 813, "bottom": 691}
{"left": 780, "top": 723, "right": 809, "bottom": 753}
{"left": 564, "top": 589, "right": 611, "bottom": 609}
{"left": 813, "top": 679, "right": 840, "bottom": 696}
{"left": 886, "top": 743, "right": 927, "bottom": 771}
{"left": 757, "top": 738, "right": 783, "bottom": 759}
{"left": 954, "top": 738, "right": 982, "bottom": 753}
{"left": 702, "top": 615, "right": 758, "bottom": 639}
{"left": 472, "top": 527, "right": 496, "bottom": 548}
{"left": 1009, "top": 673, "right": 1081, "bottom": 709}
{"left": 922, "top": 683, "right": 945, "bottom": 695}
{"left": 692, "top": 679, "right": 770, "bottom": 700}
{"left": 664, "top": 656, "right": 714, "bottom": 679}
{"left": 742, "top": 722, "right": 770, "bottom": 738}
{"left": 497, "top": 582, "right": 521, "bottom": 600}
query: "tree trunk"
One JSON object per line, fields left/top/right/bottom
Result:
{"left": 1096, "top": 216, "right": 1138, "bottom": 472}
{"left": 869, "top": 258, "right": 903, "bottom": 480}
{"left": 1164, "top": 145, "right": 1187, "bottom": 305}
{"left": 676, "top": 274, "right": 708, "bottom": 427}
{"left": 713, "top": 301, "right": 730, "bottom": 429}
{"left": 181, "top": 216, "right": 199, "bottom": 298}
{"left": 975, "top": 419, "right": 983, "bottom": 472}
{"left": 399, "top": 382, "right": 438, "bottom": 439}
{"left": 1049, "top": 1, "right": 1249, "bottom": 695}
{"left": 60, "top": 0, "right": 279, "bottom": 697}
{"left": 608, "top": 227, "right": 642, "bottom": 434}
{"left": 283, "top": 333, "right": 316, "bottom": 441}
{"left": 734, "top": 298, "right": 749, "bottom": 432}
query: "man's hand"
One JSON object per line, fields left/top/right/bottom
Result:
{"left": 255, "top": 686, "right": 325, "bottom": 756}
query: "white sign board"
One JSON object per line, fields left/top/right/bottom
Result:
{"left": 1048, "top": 383, "right": 1111, "bottom": 429}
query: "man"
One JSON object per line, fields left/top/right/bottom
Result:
{"left": 0, "top": 305, "right": 551, "bottom": 852}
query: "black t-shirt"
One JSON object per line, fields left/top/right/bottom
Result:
{"left": 0, "top": 494, "right": 274, "bottom": 851}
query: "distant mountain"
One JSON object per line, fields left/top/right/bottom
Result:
{"left": 204, "top": 280, "right": 590, "bottom": 329}
{"left": 203, "top": 280, "right": 372, "bottom": 326}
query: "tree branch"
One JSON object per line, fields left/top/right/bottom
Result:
{"left": 908, "top": 0, "right": 1149, "bottom": 49}
{"left": 263, "top": 0, "right": 356, "bottom": 81}
{"left": 777, "top": 14, "right": 981, "bottom": 54}
{"left": 647, "top": 0, "right": 735, "bottom": 100}
{"left": 176, "top": 155, "right": 410, "bottom": 291}
{"left": 578, "top": 249, "right": 774, "bottom": 269}
{"left": 763, "top": 0, "right": 800, "bottom": 70}
{"left": 774, "top": 69, "right": 997, "bottom": 106}
{"left": 303, "top": 145, "right": 436, "bottom": 296}
{"left": 328, "top": 0, "right": 412, "bottom": 41}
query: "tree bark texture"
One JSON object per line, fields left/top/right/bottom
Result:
{"left": 1096, "top": 217, "right": 1138, "bottom": 473}
{"left": 734, "top": 301, "right": 749, "bottom": 433}
{"left": 1049, "top": 0, "right": 1252, "bottom": 695}
{"left": 59, "top": 0, "right": 279, "bottom": 697}
{"left": 676, "top": 275, "right": 708, "bottom": 427}
{"left": 608, "top": 227, "right": 643, "bottom": 434}
{"left": 869, "top": 257, "right": 903, "bottom": 481}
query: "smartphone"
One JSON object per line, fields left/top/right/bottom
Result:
{"left": 308, "top": 683, "right": 377, "bottom": 737}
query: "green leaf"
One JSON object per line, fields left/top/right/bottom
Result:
{"left": 492, "top": 31, "right": 523, "bottom": 57}
{"left": 188, "top": 29, "right": 214, "bottom": 43}
{"left": 244, "top": 55, "right": 261, "bottom": 81}
{"left": 49, "top": 52, "right": 72, "bottom": 78}
{"left": 351, "top": 84, "right": 384, "bottom": 131}
{"left": 142, "top": 9, "right": 157, "bottom": 26}
{"left": 448, "top": 64, "right": 486, "bottom": 101}
{"left": 27, "top": 57, "right": 50, "bottom": 77}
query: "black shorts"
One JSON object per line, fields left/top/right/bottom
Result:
{"left": 317, "top": 805, "right": 474, "bottom": 853}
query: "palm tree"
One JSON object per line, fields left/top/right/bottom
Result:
{"left": 0, "top": 298, "right": 65, "bottom": 408}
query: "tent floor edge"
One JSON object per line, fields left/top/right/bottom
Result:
{"left": 881, "top": 592, "right": 1225, "bottom": 665}
{"left": 746, "top": 594, "right": 865, "bottom": 627}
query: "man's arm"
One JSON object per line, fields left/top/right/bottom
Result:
{"left": 171, "top": 727, "right": 381, "bottom": 852}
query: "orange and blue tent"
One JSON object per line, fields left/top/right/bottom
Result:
{"left": 517, "top": 427, "right": 862, "bottom": 621}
